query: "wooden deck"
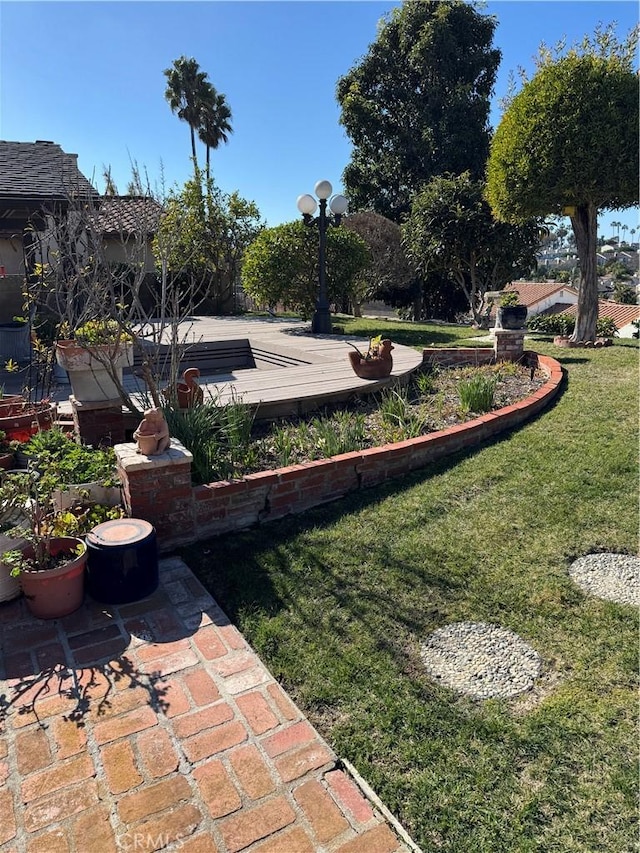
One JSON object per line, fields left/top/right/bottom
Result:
{"left": 54, "top": 317, "right": 424, "bottom": 418}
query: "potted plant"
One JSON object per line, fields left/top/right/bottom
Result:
{"left": 55, "top": 319, "right": 134, "bottom": 402}
{"left": 497, "top": 291, "right": 528, "bottom": 330}
{"left": 22, "top": 427, "right": 121, "bottom": 510}
{"left": 0, "top": 469, "right": 87, "bottom": 618}
{"left": 0, "top": 396, "right": 56, "bottom": 443}
{"left": 347, "top": 335, "right": 395, "bottom": 379}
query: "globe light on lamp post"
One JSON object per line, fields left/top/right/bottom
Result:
{"left": 297, "top": 180, "right": 348, "bottom": 334}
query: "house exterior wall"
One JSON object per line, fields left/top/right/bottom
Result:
{"left": 527, "top": 289, "right": 578, "bottom": 316}
{"left": 103, "top": 236, "right": 157, "bottom": 273}
{"left": 0, "top": 275, "right": 26, "bottom": 321}
{"left": 0, "top": 236, "right": 24, "bottom": 276}
{"left": 617, "top": 322, "right": 637, "bottom": 339}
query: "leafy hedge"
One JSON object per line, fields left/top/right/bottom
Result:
{"left": 527, "top": 313, "right": 618, "bottom": 338}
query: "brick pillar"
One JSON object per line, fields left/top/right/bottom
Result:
{"left": 71, "top": 396, "right": 126, "bottom": 446}
{"left": 114, "top": 439, "right": 196, "bottom": 550}
{"left": 493, "top": 329, "right": 525, "bottom": 362}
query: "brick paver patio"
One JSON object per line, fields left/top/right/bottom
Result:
{"left": 0, "top": 556, "right": 414, "bottom": 852}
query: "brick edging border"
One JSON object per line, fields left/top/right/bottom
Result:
{"left": 124, "top": 349, "right": 562, "bottom": 550}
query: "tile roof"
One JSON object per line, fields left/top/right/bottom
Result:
{"left": 558, "top": 299, "right": 640, "bottom": 329}
{"left": 504, "top": 281, "right": 579, "bottom": 307}
{"left": 95, "top": 195, "right": 164, "bottom": 234}
{"left": 0, "top": 140, "right": 96, "bottom": 200}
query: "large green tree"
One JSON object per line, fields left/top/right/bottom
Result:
{"left": 241, "top": 222, "right": 370, "bottom": 319}
{"left": 486, "top": 26, "right": 639, "bottom": 341}
{"left": 155, "top": 175, "right": 262, "bottom": 313}
{"left": 336, "top": 0, "right": 500, "bottom": 222}
{"left": 403, "top": 173, "right": 541, "bottom": 324}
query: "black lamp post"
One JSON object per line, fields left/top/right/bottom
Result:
{"left": 297, "top": 180, "right": 348, "bottom": 334}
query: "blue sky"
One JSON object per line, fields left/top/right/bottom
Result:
{"left": 1, "top": 1, "right": 637, "bottom": 238}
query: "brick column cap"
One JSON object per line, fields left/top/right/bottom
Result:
{"left": 115, "top": 439, "right": 193, "bottom": 472}
{"left": 492, "top": 329, "right": 527, "bottom": 339}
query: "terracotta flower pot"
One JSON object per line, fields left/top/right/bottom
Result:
{"left": 19, "top": 537, "right": 87, "bottom": 619}
{"left": 348, "top": 350, "right": 394, "bottom": 379}
{"left": 135, "top": 433, "right": 159, "bottom": 456}
{"left": 55, "top": 340, "right": 133, "bottom": 402}
{"left": 0, "top": 399, "right": 56, "bottom": 442}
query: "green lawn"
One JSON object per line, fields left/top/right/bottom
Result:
{"left": 335, "top": 314, "right": 484, "bottom": 349}
{"left": 182, "top": 332, "right": 638, "bottom": 853}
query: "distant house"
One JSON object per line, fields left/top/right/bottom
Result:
{"left": 557, "top": 300, "right": 640, "bottom": 338}
{"left": 0, "top": 143, "right": 165, "bottom": 323}
{"left": 504, "top": 281, "right": 580, "bottom": 316}
{"left": 618, "top": 251, "right": 639, "bottom": 271}
{"left": 493, "top": 281, "right": 579, "bottom": 319}
{"left": 0, "top": 140, "right": 97, "bottom": 319}
{"left": 94, "top": 194, "right": 163, "bottom": 274}
{"left": 495, "top": 281, "right": 639, "bottom": 337}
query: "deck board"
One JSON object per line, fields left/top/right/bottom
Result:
{"left": 56, "top": 317, "right": 425, "bottom": 418}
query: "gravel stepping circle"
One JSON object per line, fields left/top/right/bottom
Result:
{"left": 420, "top": 622, "right": 541, "bottom": 700}
{"left": 568, "top": 553, "right": 639, "bottom": 606}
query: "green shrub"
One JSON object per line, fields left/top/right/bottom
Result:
{"left": 73, "top": 319, "right": 133, "bottom": 346}
{"left": 458, "top": 373, "right": 498, "bottom": 413}
{"left": 527, "top": 313, "right": 574, "bottom": 335}
{"left": 596, "top": 317, "right": 618, "bottom": 339}
{"left": 163, "top": 394, "right": 256, "bottom": 485}
{"left": 24, "top": 428, "right": 117, "bottom": 489}
{"left": 527, "top": 313, "right": 619, "bottom": 338}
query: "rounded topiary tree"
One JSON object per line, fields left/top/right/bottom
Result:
{"left": 241, "top": 221, "right": 370, "bottom": 319}
{"left": 486, "top": 26, "right": 639, "bottom": 342}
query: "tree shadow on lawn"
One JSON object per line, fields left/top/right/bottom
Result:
{"left": 180, "top": 363, "right": 569, "bottom": 686}
{"left": 554, "top": 356, "right": 591, "bottom": 365}
{"left": 181, "top": 439, "right": 520, "bottom": 681}
{"left": 344, "top": 325, "right": 479, "bottom": 349}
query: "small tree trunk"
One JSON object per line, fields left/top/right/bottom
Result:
{"left": 468, "top": 256, "right": 482, "bottom": 325}
{"left": 570, "top": 203, "right": 599, "bottom": 342}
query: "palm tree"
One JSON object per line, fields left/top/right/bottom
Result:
{"left": 198, "top": 91, "right": 233, "bottom": 183}
{"left": 630, "top": 227, "right": 636, "bottom": 245}
{"left": 163, "top": 56, "right": 215, "bottom": 172}
{"left": 609, "top": 220, "right": 621, "bottom": 244}
{"left": 621, "top": 223, "right": 629, "bottom": 246}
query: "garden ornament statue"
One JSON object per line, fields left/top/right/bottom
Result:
{"left": 347, "top": 336, "right": 394, "bottom": 379}
{"left": 133, "top": 407, "right": 171, "bottom": 456}
{"left": 176, "top": 367, "right": 204, "bottom": 409}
